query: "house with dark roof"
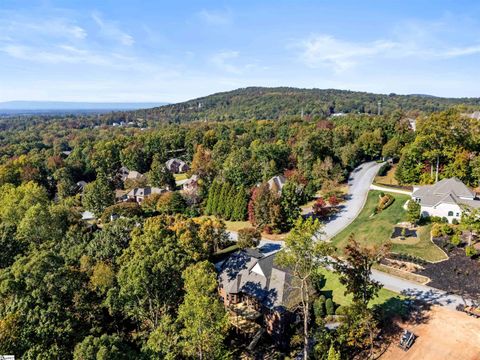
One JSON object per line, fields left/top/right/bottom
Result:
{"left": 126, "top": 187, "right": 166, "bottom": 203}
{"left": 165, "top": 158, "right": 189, "bottom": 174}
{"left": 412, "top": 177, "right": 480, "bottom": 223}
{"left": 216, "top": 247, "right": 300, "bottom": 347}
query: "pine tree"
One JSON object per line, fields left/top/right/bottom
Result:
{"left": 223, "top": 185, "right": 237, "bottom": 220}
{"left": 205, "top": 181, "right": 218, "bottom": 215}
{"left": 216, "top": 182, "right": 230, "bottom": 217}
{"left": 232, "top": 186, "right": 247, "bottom": 221}
{"left": 211, "top": 181, "right": 221, "bottom": 216}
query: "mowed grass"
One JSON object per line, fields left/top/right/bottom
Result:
{"left": 332, "top": 191, "right": 446, "bottom": 262}
{"left": 319, "top": 268, "right": 402, "bottom": 307}
{"left": 174, "top": 173, "right": 188, "bottom": 181}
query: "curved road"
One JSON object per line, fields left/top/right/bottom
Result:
{"left": 323, "top": 161, "right": 383, "bottom": 239}
{"left": 227, "top": 162, "right": 474, "bottom": 309}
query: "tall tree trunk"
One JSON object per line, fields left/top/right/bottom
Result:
{"left": 301, "top": 279, "right": 309, "bottom": 360}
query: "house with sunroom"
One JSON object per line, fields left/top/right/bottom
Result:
{"left": 411, "top": 177, "right": 480, "bottom": 223}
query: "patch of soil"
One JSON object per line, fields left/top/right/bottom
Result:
{"left": 416, "top": 238, "right": 480, "bottom": 299}
{"left": 380, "top": 305, "right": 480, "bottom": 360}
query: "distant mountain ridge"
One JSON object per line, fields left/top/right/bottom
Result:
{"left": 0, "top": 101, "right": 168, "bottom": 111}
{"left": 124, "top": 87, "right": 480, "bottom": 123}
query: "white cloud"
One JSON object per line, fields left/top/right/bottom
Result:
{"left": 298, "top": 33, "right": 480, "bottom": 72}
{"left": 210, "top": 50, "right": 242, "bottom": 73}
{"left": 0, "top": 17, "right": 87, "bottom": 41}
{"left": 198, "top": 9, "right": 232, "bottom": 25}
{"left": 92, "top": 11, "right": 134, "bottom": 46}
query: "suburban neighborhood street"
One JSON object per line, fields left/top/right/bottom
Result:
{"left": 227, "top": 161, "right": 476, "bottom": 310}
{"left": 371, "top": 269, "right": 473, "bottom": 309}
{"left": 322, "top": 161, "right": 383, "bottom": 239}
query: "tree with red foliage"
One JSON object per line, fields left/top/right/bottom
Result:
{"left": 312, "top": 197, "right": 330, "bottom": 217}
{"left": 328, "top": 195, "right": 339, "bottom": 207}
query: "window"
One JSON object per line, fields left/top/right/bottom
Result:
{"left": 448, "top": 211, "right": 454, "bottom": 216}
{"left": 456, "top": 213, "right": 460, "bottom": 217}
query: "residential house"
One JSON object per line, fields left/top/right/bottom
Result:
{"left": 267, "top": 175, "right": 287, "bottom": 194}
{"left": 182, "top": 174, "right": 200, "bottom": 194}
{"left": 216, "top": 247, "right": 300, "bottom": 347}
{"left": 118, "top": 167, "right": 146, "bottom": 183}
{"left": 412, "top": 177, "right": 480, "bottom": 223}
{"left": 126, "top": 187, "right": 165, "bottom": 203}
{"left": 165, "top": 158, "right": 190, "bottom": 174}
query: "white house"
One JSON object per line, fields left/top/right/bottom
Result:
{"left": 412, "top": 177, "right": 480, "bottom": 223}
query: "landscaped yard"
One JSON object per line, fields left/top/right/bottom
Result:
{"left": 319, "top": 268, "right": 402, "bottom": 307}
{"left": 332, "top": 191, "right": 446, "bottom": 262}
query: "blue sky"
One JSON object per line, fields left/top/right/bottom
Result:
{"left": 1, "top": 0, "right": 480, "bottom": 102}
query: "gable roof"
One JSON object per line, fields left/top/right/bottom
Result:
{"left": 412, "top": 177, "right": 479, "bottom": 208}
{"left": 217, "top": 247, "right": 300, "bottom": 310}
{"left": 267, "top": 175, "right": 287, "bottom": 192}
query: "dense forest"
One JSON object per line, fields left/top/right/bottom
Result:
{"left": 115, "top": 87, "right": 480, "bottom": 123}
{"left": 0, "top": 87, "right": 479, "bottom": 359}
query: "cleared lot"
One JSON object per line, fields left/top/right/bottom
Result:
{"left": 381, "top": 305, "right": 480, "bottom": 360}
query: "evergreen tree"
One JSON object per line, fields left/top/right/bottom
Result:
{"left": 211, "top": 181, "right": 222, "bottom": 216}
{"left": 233, "top": 186, "right": 248, "bottom": 221}
{"left": 223, "top": 184, "right": 237, "bottom": 219}
{"left": 204, "top": 181, "right": 218, "bottom": 215}
{"left": 216, "top": 182, "right": 230, "bottom": 217}
{"left": 148, "top": 154, "right": 176, "bottom": 190}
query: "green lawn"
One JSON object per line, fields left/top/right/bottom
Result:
{"left": 332, "top": 190, "right": 446, "bottom": 262}
{"left": 174, "top": 173, "right": 188, "bottom": 181}
{"left": 319, "top": 269, "right": 402, "bottom": 307}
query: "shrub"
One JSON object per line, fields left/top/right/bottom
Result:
{"left": 452, "top": 218, "right": 459, "bottom": 225}
{"left": 431, "top": 223, "right": 443, "bottom": 237}
{"left": 442, "top": 224, "right": 454, "bottom": 236}
{"left": 335, "top": 305, "right": 347, "bottom": 316}
{"left": 325, "top": 298, "right": 335, "bottom": 316}
{"left": 377, "top": 163, "right": 392, "bottom": 177}
{"left": 313, "top": 295, "right": 326, "bottom": 319}
{"left": 465, "top": 245, "right": 478, "bottom": 258}
{"left": 430, "top": 216, "right": 444, "bottom": 223}
{"left": 237, "top": 227, "right": 261, "bottom": 249}
{"left": 450, "top": 234, "right": 461, "bottom": 247}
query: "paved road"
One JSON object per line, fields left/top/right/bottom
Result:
{"left": 371, "top": 269, "right": 473, "bottom": 309}
{"left": 226, "top": 162, "right": 475, "bottom": 309}
{"left": 322, "top": 161, "right": 383, "bottom": 239}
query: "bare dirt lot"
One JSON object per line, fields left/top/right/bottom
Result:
{"left": 381, "top": 305, "right": 480, "bottom": 360}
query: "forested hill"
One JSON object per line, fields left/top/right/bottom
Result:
{"left": 122, "top": 87, "right": 480, "bottom": 123}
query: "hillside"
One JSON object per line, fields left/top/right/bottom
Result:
{"left": 124, "top": 87, "right": 480, "bottom": 123}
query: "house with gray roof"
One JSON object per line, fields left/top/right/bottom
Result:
{"left": 126, "top": 187, "right": 166, "bottom": 203}
{"left": 267, "top": 175, "right": 287, "bottom": 194}
{"left": 412, "top": 177, "right": 480, "bottom": 223}
{"left": 165, "top": 158, "right": 189, "bottom": 174}
{"left": 216, "top": 247, "right": 300, "bottom": 346}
